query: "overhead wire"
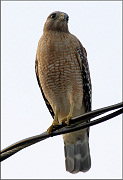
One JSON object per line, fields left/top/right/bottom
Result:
{"left": 1, "top": 102, "right": 123, "bottom": 162}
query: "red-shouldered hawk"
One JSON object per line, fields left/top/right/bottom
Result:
{"left": 35, "top": 11, "right": 92, "bottom": 173}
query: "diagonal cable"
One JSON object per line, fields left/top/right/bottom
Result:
{"left": 1, "top": 102, "right": 123, "bottom": 162}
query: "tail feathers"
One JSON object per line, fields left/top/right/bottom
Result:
{"left": 64, "top": 132, "right": 91, "bottom": 173}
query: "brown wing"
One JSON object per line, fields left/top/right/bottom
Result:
{"left": 35, "top": 57, "right": 55, "bottom": 119}
{"left": 77, "top": 41, "right": 92, "bottom": 113}
{"left": 75, "top": 41, "right": 92, "bottom": 139}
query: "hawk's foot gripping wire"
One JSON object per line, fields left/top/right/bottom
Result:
{"left": 47, "top": 110, "right": 59, "bottom": 134}
{"left": 61, "top": 103, "right": 74, "bottom": 126}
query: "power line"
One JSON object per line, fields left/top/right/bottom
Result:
{"left": 1, "top": 102, "right": 123, "bottom": 162}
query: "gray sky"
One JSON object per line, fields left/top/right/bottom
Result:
{"left": 1, "top": 1, "right": 122, "bottom": 179}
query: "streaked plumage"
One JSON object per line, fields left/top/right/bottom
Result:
{"left": 35, "top": 11, "right": 92, "bottom": 173}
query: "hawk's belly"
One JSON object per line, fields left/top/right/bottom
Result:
{"left": 38, "top": 54, "right": 83, "bottom": 120}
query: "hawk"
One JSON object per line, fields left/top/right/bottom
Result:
{"left": 35, "top": 11, "right": 92, "bottom": 173}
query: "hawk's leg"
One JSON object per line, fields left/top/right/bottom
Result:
{"left": 47, "top": 110, "right": 59, "bottom": 134}
{"left": 61, "top": 103, "right": 74, "bottom": 125}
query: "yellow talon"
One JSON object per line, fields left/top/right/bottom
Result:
{"left": 47, "top": 125, "right": 54, "bottom": 134}
{"left": 61, "top": 114, "right": 72, "bottom": 126}
{"left": 47, "top": 110, "right": 59, "bottom": 134}
{"left": 47, "top": 103, "right": 74, "bottom": 133}
{"left": 61, "top": 103, "right": 74, "bottom": 126}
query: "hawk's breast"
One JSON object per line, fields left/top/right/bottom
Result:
{"left": 37, "top": 32, "right": 83, "bottom": 119}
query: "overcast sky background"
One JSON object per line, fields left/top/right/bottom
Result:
{"left": 1, "top": 1, "right": 122, "bottom": 179}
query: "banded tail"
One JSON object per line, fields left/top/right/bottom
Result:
{"left": 63, "top": 129, "right": 91, "bottom": 173}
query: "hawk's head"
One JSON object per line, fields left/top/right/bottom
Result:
{"left": 43, "top": 11, "right": 69, "bottom": 33}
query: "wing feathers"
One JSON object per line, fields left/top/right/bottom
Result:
{"left": 77, "top": 41, "right": 92, "bottom": 112}
{"left": 35, "top": 57, "right": 55, "bottom": 118}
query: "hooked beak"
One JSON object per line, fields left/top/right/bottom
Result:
{"left": 58, "top": 13, "right": 67, "bottom": 21}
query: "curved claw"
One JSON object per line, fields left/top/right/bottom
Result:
{"left": 47, "top": 110, "right": 59, "bottom": 134}
{"left": 61, "top": 114, "right": 72, "bottom": 126}
{"left": 61, "top": 103, "right": 74, "bottom": 126}
{"left": 47, "top": 120, "right": 59, "bottom": 134}
{"left": 47, "top": 125, "right": 54, "bottom": 134}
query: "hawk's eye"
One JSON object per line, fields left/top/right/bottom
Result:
{"left": 51, "top": 13, "right": 56, "bottom": 19}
